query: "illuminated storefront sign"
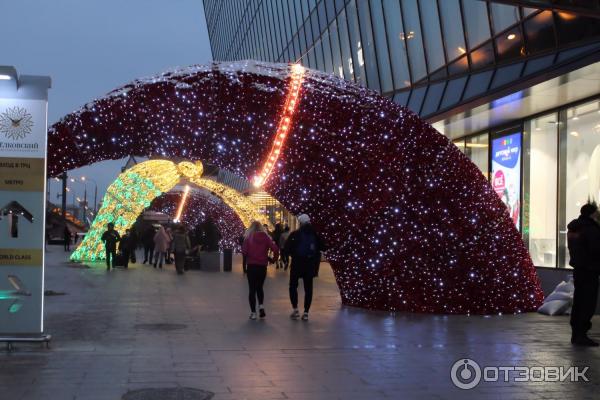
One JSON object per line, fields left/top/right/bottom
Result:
{"left": 492, "top": 132, "right": 522, "bottom": 229}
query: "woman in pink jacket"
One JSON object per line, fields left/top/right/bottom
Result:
{"left": 242, "top": 221, "right": 279, "bottom": 320}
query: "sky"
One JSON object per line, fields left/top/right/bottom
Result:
{"left": 1, "top": 0, "right": 212, "bottom": 210}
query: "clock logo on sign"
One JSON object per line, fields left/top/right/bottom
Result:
{"left": 0, "top": 106, "right": 34, "bottom": 140}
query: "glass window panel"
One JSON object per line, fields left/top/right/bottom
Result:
{"left": 369, "top": 0, "right": 393, "bottom": 92}
{"left": 462, "top": 0, "right": 492, "bottom": 49}
{"left": 346, "top": 0, "right": 367, "bottom": 86}
{"left": 357, "top": 0, "right": 381, "bottom": 91}
{"left": 523, "top": 7, "right": 538, "bottom": 17}
{"left": 402, "top": 0, "right": 427, "bottom": 82}
{"left": 301, "top": 0, "right": 311, "bottom": 29}
{"left": 466, "top": 133, "right": 489, "bottom": 179}
{"left": 322, "top": 31, "right": 334, "bottom": 73}
{"left": 282, "top": 0, "right": 292, "bottom": 50}
{"left": 447, "top": 55, "right": 469, "bottom": 75}
{"left": 335, "top": 0, "right": 345, "bottom": 13}
{"left": 299, "top": 25, "right": 308, "bottom": 54}
{"left": 495, "top": 26, "right": 524, "bottom": 62}
{"left": 420, "top": 81, "right": 446, "bottom": 117}
{"left": 307, "top": 47, "right": 317, "bottom": 69}
{"left": 326, "top": 0, "right": 336, "bottom": 21}
{"left": 490, "top": 62, "right": 523, "bottom": 89}
{"left": 440, "top": 76, "right": 468, "bottom": 110}
{"left": 407, "top": 86, "right": 427, "bottom": 114}
{"left": 470, "top": 42, "right": 495, "bottom": 70}
{"left": 383, "top": 0, "right": 411, "bottom": 89}
{"left": 318, "top": 0, "right": 328, "bottom": 33}
{"left": 556, "top": 13, "right": 600, "bottom": 47}
{"left": 463, "top": 70, "right": 493, "bottom": 100}
{"left": 315, "top": 40, "right": 325, "bottom": 70}
{"left": 563, "top": 100, "right": 600, "bottom": 266}
{"left": 524, "top": 10, "right": 555, "bottom": 54}
{"left": 329, "top": 20, "right": 344, "bottom": 78}
{"left": 311, "top": 9, "right": 321, "bottom": 40}
{"left": 439, "top": 0, "right": 467, "bottom": 62}
{"left": 309, "top": 0, "right": 317, "bottom": 11}
{"left": 419, "top": 0, "right": 446, "bottom": 74}
{"left": 523, "top": 54, "right": 554, "bottom": 76}
{"left": 523, "top": 113, "right": 558, "bottom": 267}
{"left": 393, "top": 91, "right": 410, "bottom": 106}
{"left": 337, "top": 9, "right": 355, "bottom": 81}
{"left": 295, "top": 0, "right": 305, "bottom": 31}
{"left": 491, "top": 3, "right": 519, "bottom": 34}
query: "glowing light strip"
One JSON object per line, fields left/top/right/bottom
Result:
{"left": 253, "top": 63, "right": 305, "bottom": 187}
{"left": 174, "top": 184, "right": 190, "bottom": 222}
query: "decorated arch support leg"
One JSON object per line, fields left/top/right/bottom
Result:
{"left": 50, "top": 61, "right": 544, "bottom": 314}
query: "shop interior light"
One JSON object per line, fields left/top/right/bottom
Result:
{"left": 570, "top": 131, "right": 579, "bottom": 137}
{"left": 572, "top": 109, "right": 579, "bottom": 120}
{"left": 507, "top": 33, "right": 516, "bottom": 40}
{"left": 534, "top": 120, "right": 541, "bottom": 131}
{"left": 0, "top": 74, "right": 12, "bottom": 80}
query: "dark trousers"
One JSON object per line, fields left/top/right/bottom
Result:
{"left": 64, "top": 238, "right": 70, "bottom": 251}
{"left": 143, "top": 244, "right": 154, "bottom": 263}
{"left": 121, "top": 249, "right": 130, "bottom": 269}
{"left": 174, "top": 251, "right": 186, "bottom": 274}
{"left": 289, "top": 264, "right": 315, "bottom": 312}
{"left": 570, "top": 268, "right": 600, "bottom": 337}
{"left": 106, "top": 248, "right": 117, "bottom": 268}
{"left": 247, "top": 264, "right": 267, "bottom": 312}
{"left": 242, "top": 254, "right": 248, "bottom": 273}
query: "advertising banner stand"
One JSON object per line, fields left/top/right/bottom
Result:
{"left": 0, "top": 66, "right": 51, "bottom": 350}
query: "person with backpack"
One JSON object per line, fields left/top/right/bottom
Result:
{"left": 242, "top": 221, "right": 279, "bottom": 320}
{"left": 284, "top": 214, "right": 325, "bottom": 321}
{"left": 567, "top": 203, "right": 600, "bottom": 346}
{"left": 101, "top": 222, "right": 121, "bottom": 271}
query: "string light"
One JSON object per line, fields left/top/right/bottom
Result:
{"left": 174, "top": 184, "right": 190, "bottom": 222}
{"left": 253, "top": 63, "right": 305, "bottom": 188}
{"left": 49, "top": 60, "right": 544, "bottom": 314}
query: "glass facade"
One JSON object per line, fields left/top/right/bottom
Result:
{"left": 204, "top": 0, "right": 600, "bottom": 118}
{"left": 455, "top": 97, "right": 600, "bottom": 269}
{"left": 204, "top": 1, "right": 600, "bottom": 269}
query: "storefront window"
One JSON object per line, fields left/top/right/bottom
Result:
{"left": 466, "top": 133, "right": 489, "bottom": 179}
{"left": 524, "top": 113, "right": 558, "bottom": 267}
{"left": 562, "top": 100, "right": 600, "bottom": 267}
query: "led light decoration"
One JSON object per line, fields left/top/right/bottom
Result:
{"left": 49, "top": 61, "right": 544, "bottom": 314}
{"left": 253, "top": 63, "right": 305, "bottom": 187}
{"left": 70, "top": 158, "right": 269, "bottom": 261}
{"left": 174, "top": 184, "right": 190, "bottom": 222}
{"left": 150, "top": 191, "right": 245, "bottom": 252}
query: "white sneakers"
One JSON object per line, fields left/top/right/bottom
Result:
{"left": 249, "top": 312, "right": 257, "bottom": 320}
{"left": 290, "top": 310, "right": 300, "bottom": 320}
{"left": 301, "top": 312, "right": 309, "bottom": 321}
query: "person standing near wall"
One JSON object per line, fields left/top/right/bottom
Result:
{"left": 242, "top": 221, "right": 279, "bottom": 320}
{"left": 285, "top": 214, "right": 325, "bottom": 321}
{"left": 172, "top": 225, "right": 191, "bottom": 275}
{"left": 567, "top": 203, "right": 600, "bottom": 346}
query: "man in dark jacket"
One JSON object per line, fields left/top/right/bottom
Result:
{"left": 119, "top": 229, "right": 134, "bottom": 269}
{"left": 284, "top": 214, "right": 325, "bottom": 321}
{"left": 101, "top": 223, "right": 121, "bottom": 271}
{"left": 142, "top": 226, "right": 155, "bottom": 264}
{"left": 567, "top": 203, "right": 600, "bottom": 346}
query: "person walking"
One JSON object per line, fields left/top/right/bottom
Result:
{"left": 172, "top": 225, "right": 191, "bottom": 275}
{"left": 567, "top": 203, "right": 600, "bottom": 346}
{"left": 165, "top": 227, "right": 174, "bottom": 264}
{"left": 119, "top": 229, "right": 134, "bottom": 269}
{"left": 153, "top": 226, "right": 170, "bottom": 269}
{"left": 278, "top": 225, "right": 291, "bottom": 270}
{"left": 242, "top": 221, "right": 279, "bottom": 320}
{"left": 63, "top": 225, "right": 72, "bottom": 251}
{"left": 284, "top": 214, "right": 325, "bottom": 321}
{"left": 101, "top": 223, "right": 121, "bottom": 271}
{"left": 142, "top": 226, "right": 155, "bottom": 264}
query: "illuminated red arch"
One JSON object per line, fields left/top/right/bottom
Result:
{"left": 48, "top": 61, "right": 544, "bottom": 314}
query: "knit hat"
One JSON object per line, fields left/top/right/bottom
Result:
{"left": 297, "top": 214, "right": 310, "bottom": 225}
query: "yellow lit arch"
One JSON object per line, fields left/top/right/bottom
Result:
{"left": 70, "top": 160, "right": 270, "bottom": 262}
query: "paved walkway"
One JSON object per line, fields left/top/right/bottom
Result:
{"left": 2, "top": 246, "right": 600, "bottom": 399}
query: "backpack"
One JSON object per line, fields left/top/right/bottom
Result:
{"left": 296, "top": 230, "right": 318, "bottom": 258}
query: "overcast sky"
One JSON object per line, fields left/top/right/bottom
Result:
{"left": 1, "top": 0, "right": 212, "bottom": 210}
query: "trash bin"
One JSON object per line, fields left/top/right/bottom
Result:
{"left": 223, "top": 248, "right": 232, "bottom": 272}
